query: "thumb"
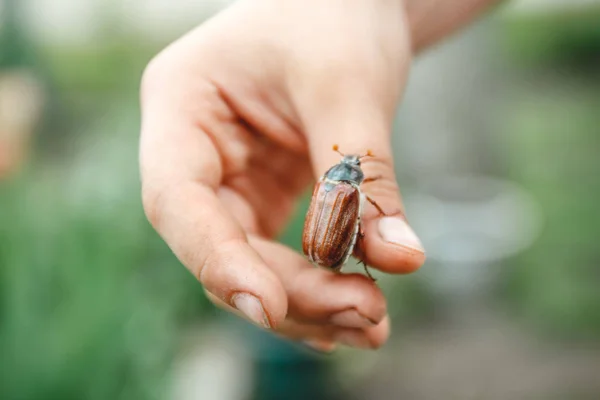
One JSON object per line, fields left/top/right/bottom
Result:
{"left": 303, "top": 101, "right": 426, "bottom": 274}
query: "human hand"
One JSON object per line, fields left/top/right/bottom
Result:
{"left": 140, "top": 0, "right": 425, "bottom": 351}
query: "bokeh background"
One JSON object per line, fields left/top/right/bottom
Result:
{"left": 1, "top": 0, "right": 600, "bottom": 399}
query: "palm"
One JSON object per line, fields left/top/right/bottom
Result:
{"left": 154, "top": 8, "right": 316, "bottom": 239}
{"left": 217, "top": 127, "right": 312, "bottom": 239}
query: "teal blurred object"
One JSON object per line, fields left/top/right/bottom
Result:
{"left": 233, "top": 318, "right": 342, "bottom": 400}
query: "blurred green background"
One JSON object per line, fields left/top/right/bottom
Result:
{"left": 1, "top": 1, "right": 600, "bottom": 399}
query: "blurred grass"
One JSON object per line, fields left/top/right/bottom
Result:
{"left": 501, "top": 8, "right": 600, "bottom": 69}
{"left": 499, "top": 59, "right": 600, "bottom": 339}
{"left": 0, "top": 98, "right": 212, "bottom": 400}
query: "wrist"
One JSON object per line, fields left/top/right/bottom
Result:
{"left": 403, "top": 0, "right": 502, "bottom": 52}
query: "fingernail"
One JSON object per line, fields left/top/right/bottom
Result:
{"left": 231, "top": 292, "right": 271, "bottom": 329}
{"left": 330, "top": 309, "right": 377, "bottom": 328}
{"left": 303, "top": 339, "right": 337, "bottom": 353}
{"left": 335, "top": 331, "right": 372, "bottom": 349}
{"left": 378, "top": 217, "right": 424, "bottom": 253}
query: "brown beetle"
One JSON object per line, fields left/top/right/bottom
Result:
{"left": 302, "top": 145, "right": 386, "bottom": 280}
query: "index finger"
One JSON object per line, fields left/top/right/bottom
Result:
{"left": 139, "top": 57, "right": 287, "bottom": 328}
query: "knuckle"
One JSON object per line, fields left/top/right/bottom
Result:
{"left": 368, "top": 296, "right": 388, "bottom": 321}
{"left": 165, "top": 184, "right": 217, "bottom": 276}
{"left": 363, "top": 156, "right": 395, "bottom": 182}
{"left": 358, "top": 292, "right": 387, "bottom": 321}
{"left": 190, "top": 238, "right": 221, "bottom": 283}
{"left": 185, "top": 245, "right": 211, "bottom": 283}
{"left": 368, "top": 177, "right": 401, "bottom": 201}
{"left": 361, "top": 156, "right": 404, "bottom": 212}
{"left": 141, "top": 180, "right": 193, "bottom": 232}
{"left": 192, "top": 238, "right": 245, "bottom": 292}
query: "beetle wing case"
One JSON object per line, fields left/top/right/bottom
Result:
{"left": 302, "top": 180, "right": 361, "bottom": 269}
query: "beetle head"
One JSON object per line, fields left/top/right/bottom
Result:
{"left": 342, "top": 154, "right": 361, "bottom": 166}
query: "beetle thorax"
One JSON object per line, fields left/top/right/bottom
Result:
{"left": 323, "top": 157, "right": 364, "bottom": 185}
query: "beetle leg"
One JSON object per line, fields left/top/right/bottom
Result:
{"left": 358, "top": 227, "right": 365, "bottom": 239}
{"left": 356, "top": 225, "right": 376, "bottom": 281}
{"left": 362, "top": 175, "right": 382, "bottom": 184}
{"left": 357, "top": 258, "right": 376, "bottom": 281}
{"left": 365, "top": 195, "right": 387, "bottom": 216}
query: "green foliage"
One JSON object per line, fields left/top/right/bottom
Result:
{"left": 0, "top": 162, "right": 209, "bottom": 400}
{"left": 501, "top": 9, "right": 600, "bottom": 68}
{"left": 501, "top": 84, "right": 600, "bottom": 339}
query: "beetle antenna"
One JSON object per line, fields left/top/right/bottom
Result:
{"left": 332, "top": 144, "right": 345, "bottom": 157}
{"left": 360, "top": 150, "right": 374, "bottom": 160}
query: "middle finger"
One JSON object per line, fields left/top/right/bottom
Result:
{"left": 249, "top": 236, "right": 388, "bottom": 329}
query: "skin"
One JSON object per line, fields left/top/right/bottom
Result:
{"left": 140, "top": 0, "right": 501, "bottom": 350}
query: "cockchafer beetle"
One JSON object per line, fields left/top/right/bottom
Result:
{"left": 302, "top": 145, "right": 387, "bottom": 281}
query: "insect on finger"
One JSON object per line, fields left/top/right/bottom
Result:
{"left": 302, "top": 145, "right": 382, "bottom": 281}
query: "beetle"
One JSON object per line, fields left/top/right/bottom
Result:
{"left": 302, "top": 145, "right": 387, "bottom": 280}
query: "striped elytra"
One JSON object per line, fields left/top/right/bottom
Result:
{"left": 302, "top": 180, "right": 361, "bottom": 269}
